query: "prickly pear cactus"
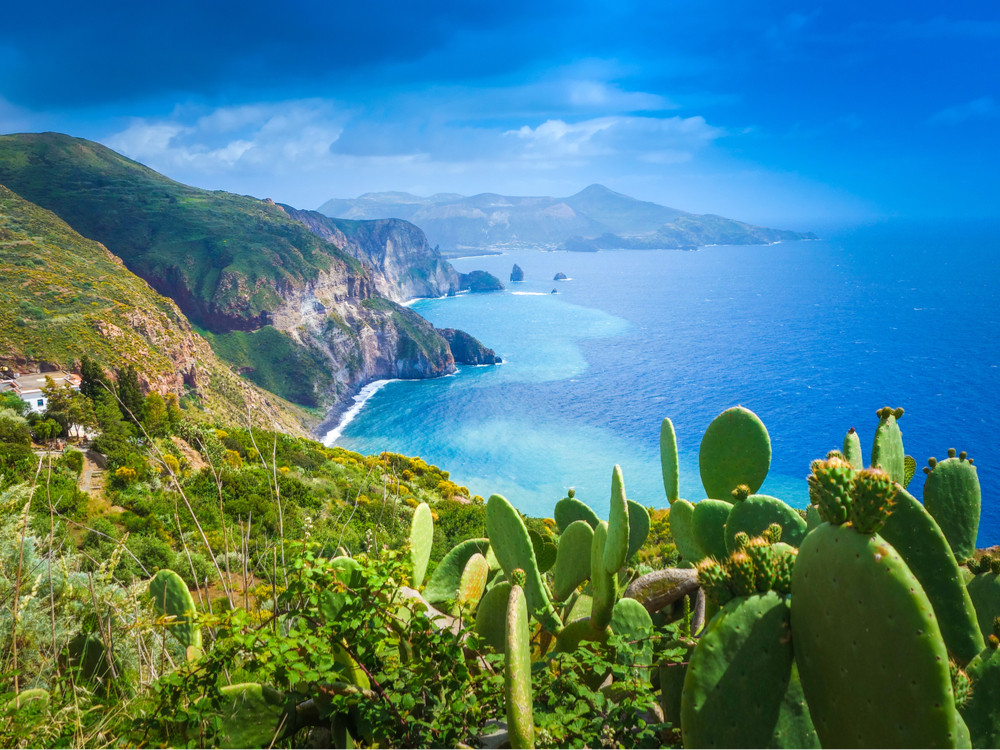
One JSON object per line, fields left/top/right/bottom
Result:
{"left": 791, "top": 522, "right": 968, "bottom": 748}
{"left": 681, "top": 591, "right": 818, "bottom": 749}
{"left": 626, "top": 499, "right": 650, "bottom": 560}
{"left": 553, "top": 493, "right": 599, "bottom": 532}
{"left": 486, "top": 494, "right": 559, "bottom": 630}
{"left": 552, "top": 520, "right": 594, "bottom": 601}
{"left": 590, "top": 521, "right": 618, "bottom": 630}
{"left": 668, "top": 498, "right": 706, "bottom": 563}
{"left": 880, "top": 486, "right": 984, "bottom": 664}
{"left": 603, "top": 465, "right": 630, "bottom": 574}
{"left": 148, "top": 568, "right": 202, "bottom": 651}
{"left": 505, "top": 580, "right": 535, "bottom": 749}
{"left": 610, "top": 597, "right": 654, "bottom": 683}
{"left": 692, "top": 498, "right": 733, "bottom": 561}
{"left": 216, "top": 683, "right": 285, "bottom": 749}
{"left": 423, "top": 538, "right": 491, "bottom": 605}
{"left": 698, "top": 406, "right": 771, "bottom": 500}
{"left": 959, "top": 641, "right": 1000, "bottom": 748}
{"left": 966, "top": 562, "right": 1000, "bottom": 641}
{"left": 842, "top": 426, "right": 864, "bottom": 469}
{"left": 923, "top": 449, "right": 981, "bottom": 564}
{"left": 456, "top": 553, "right": 490, "bottom": 611}
{"left": 870, "top": 406, "right": 905, "bottom": 484}
{"left": 409, "top": 502, "right": 434, "bottom": 587}
{"left": 724, "top": 494, "right": 806, "bottom": 553}
{"left": 475, "top": 581, "right": 512, "bottom": 652}
{"left": 661, "top": 417, "right": 680, "bottom": 504}
{"left": 528, "top": 528, "right": 558, "bottom": 574}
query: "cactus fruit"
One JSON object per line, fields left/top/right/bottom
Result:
{"left": 626, "top": 499, "right": 650, "bottom": 560}
{"left": 871, "top": 406, "right": 905, "bottom": 484}
{"left": 423, "top": 538, "right": 491, "bottom": 605}
{"left": 770, "top": 543, "right": 797, "bottom": 595}
{"left": 731, "top": 531, "right": 750, "bottom": 551}
{"left": 505, "top": 583, "right": 535, "bottom": 749}
{"left": 731, "top": 484, "right": 751, "bottom": 502}
{"left": 681, "top": 591, "right": 816, "bottom": 749}
{"left": 726, "top": 551, "right": 757, "bottom": 597}
{"left": 791, "top": 523, "right": 967, "bottom": 748}
{"left": 148, "top": 568, "right": 202, "bottom": 651}
{"left": 950, "top": 662, "right": 973, "bottom": 710}
{"left": 475, "top": 582, "right": 512, "bottom": 652}
{"left": 553, "top": 494, "right": 600, "bottom": 532}
{"left": 603, "top": 465, "right": 630, "bottom": 574}
{"left": 409, "top": 502, "right": 434, "bottom": 587}
{"left": 842, "top": 427, "right": 864, "bottom": 469}
{"left": 923, "top": 450, "right": 981, "bottom": 564}
{"left": 808, "top": 456, "right": 854, "bottom": 525}
{"left": 745, "top": 537, "right": 776, "bottom": 592}
{"left": 590, "top": 521, "right": 618, "bottom": 630}
{"left": 552, "top": 520, "right": 595, "bottom": 601}
{"left": 724, "top": 494, "right": 807, "bottom": 553}
{"left": 805, "top": 504, "right": 823, "bottom": 532}
{"left": 668, "top": 499, "right": 706, "bottom": 563}
{"left": 763, "top": 522, "right": 783, "bottom": 544}
{"left": 879, "top": 487, "right": 984, "bottom": 664}
{"left": 848, "top": 467, "right": 896, "bottom": 534}
{"left": 696, "top": 558, "right": 733, "bottom": 606}
{"left": 692, "top": 499, "right": 733, "bottom": 561}
{"left": 660, "top": 417, "right": 680, "bottom": 504}
{"left": 216, "top": 683, "right": 285, "bottom": 749}
{"left": 486, "top": 494, "right": 559, "bottom": 630}
{"left": 610, "top": 597, "right": 655, "bottom": 683}
{"left": 904, "top": 454, "right": 917, "bottom": 488}
{"left": 699, "top": 406, "right": 771, "bottom": 500}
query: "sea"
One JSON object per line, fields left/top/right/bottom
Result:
{"left": 325, "top": 220, "right": 1000, "bottom": 545}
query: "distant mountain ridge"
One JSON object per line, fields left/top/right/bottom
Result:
{"left": 318, "top": 184, "right": 815, "bottom": 254}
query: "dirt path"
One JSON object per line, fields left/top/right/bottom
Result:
{"left": 171, "top": 436, "right": 208, "bottom": 472}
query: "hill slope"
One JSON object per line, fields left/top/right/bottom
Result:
{"left": 318, "top": 183, "right": 815, "bottom": 254}
{"left": 0, "top": 184, "right": 309, "bottom": 433}
{"left": 0, "top": 133, "right": 476, "bottom": 410}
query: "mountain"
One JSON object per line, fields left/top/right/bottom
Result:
{"left": 318, "top": 184, "right": 815, "bottom": 255}
{"left": 0, "top": 133, "right": 493, "bottom": 412}
{"left": 0, "top": 184, "right": 308, "bottom": 434}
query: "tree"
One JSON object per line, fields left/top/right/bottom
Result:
{"left": 0, "top": 408, "right": 31, "bottom": 446}
{"left": 43, "top": 377, "right": 97, "bottom": 440}
{"left": 0, "top": 391, "right": 29, "bottom": 417}
{"left": 79, "top": 355, "right": 111, "bottom": 401}
{"left": 142, "top": 391, "right": 168, "bottom": 437}
{"left": 165, "top": 392, "right": 183, "bottom": 428}
{"left": 115, "top": 365, "right": 144, "bottom": 425}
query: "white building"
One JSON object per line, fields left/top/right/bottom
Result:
{"left": 0, "top": 371, "right": 82, "bottom": 414}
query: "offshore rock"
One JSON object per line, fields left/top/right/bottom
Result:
{"left": 459, "top": 270, "right": 505, "bottom": 293}
{"left": 437, "top": 328, "right": 502, "bottom": 365}
{"left": 510, "top": 264, "right": 525, "bottom": 282}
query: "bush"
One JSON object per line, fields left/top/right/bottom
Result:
{"left": 61, "top": 448, "right": 84, "bottom": 474}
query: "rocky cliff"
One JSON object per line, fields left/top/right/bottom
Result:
{"left": 437, "top": 329, "right": 502, "bottom": 365}
{"left": 0, "top": 133, "right": 494, "bottom": 419}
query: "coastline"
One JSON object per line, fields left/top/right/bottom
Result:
{"left": 320, "top": 378, "right": 400, "bottom": 446}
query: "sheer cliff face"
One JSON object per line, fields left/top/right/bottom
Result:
{"left": 279, "top": 206, "right": 460, "bottom": 302}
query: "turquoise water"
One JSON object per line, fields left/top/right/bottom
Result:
{"left": 331, "top": 222, "right": 1000, "bottom": 540}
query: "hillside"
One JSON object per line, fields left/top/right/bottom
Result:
{"left": 0, "top": 184, "right": 309, "bottom": 434}
{"left": 318, "top": 183, "right": 815, "bottom": 254}
{"left": 0, "top": 133, "right": 495, "bottom": 411}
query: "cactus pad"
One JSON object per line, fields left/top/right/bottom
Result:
{"left": 880, "top": 487, "right": 983, "bottom": 664}
{"left": 553, "top": 494, "right": 600, "bottom": 532}
{"left": 681, "top": 591, "right": 814, "bottom": 748}
{"left": 552, "top": 520, "right": 595, "bottom": 601}
{"left": 603, "top": 465, "right": 630, "bottom": 574}
{"left": 423, "top": 538, "right": 491, "bottom": 605}
{"left": 505, "top": 584, "right": 535, "bottom": 749}
{"left": 792, "top": 523, "right": 966, "bottom": 748}
{"left": 475, "top": 581, "right": 511, "bottom": 652}
{"left": 409, "top": 502, "right": 434, "bottom": 587}
{"left": 967, "top": 571, "right": 1000, "bottom": 642}
{"left": 626, "top": 499, "right": 650, "bottom": 560}
{"left": 590, "top": 521, "right": 618, "bottom": 630}
{"left": 923, "top": 452, "right": 981, "bottom": 564}
{"left": 610, "top": 597, "right": 655, "bottom": 682}
{"left": 148, "top": 568, "right": 202, "bottom": 651}
{"left": 457, "top": 553, "right": 490, "bottom": 611}
{"left": 692, "top": 499, "right": 733, "bottom": 561}
{"left": 216, "top": 683, "right": 285, "bottom": 749}
{"left": 842, "top": 427, "right": 863, "bottom": 469}
{"left": 960, "top": 646, "right": 1000, "bottom": 747}
{"left": 871, "top": 406, "right": 905, "bottom": 484}
{"left": 668, "top": 498, "right": 706, "bottom": 563}
{"left": 699, "top": 406, "right": 771, "bottom": 500}
{"left": 660, "top": 417, "right": 680, "bottom": 503}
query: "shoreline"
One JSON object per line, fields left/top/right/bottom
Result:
{"left": 320, "top": 378, "right": 400, "bottom": 446}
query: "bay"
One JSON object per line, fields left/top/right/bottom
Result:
{"left": 329, "top": 221, "right": 1000, "bottom": 543}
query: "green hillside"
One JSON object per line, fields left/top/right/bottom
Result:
{"left": 0, "top": 132, "right": 364, "bottom": 332}
{"left": 0, "top": 184, "right": 309, "bottom": 433}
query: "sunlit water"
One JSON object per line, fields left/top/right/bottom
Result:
{"left": 329, "top": 221, "right": 1000, "bottom": 543}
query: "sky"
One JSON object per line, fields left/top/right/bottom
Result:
{"left": 0, "top": 1, "right": 997, "bottom": 227}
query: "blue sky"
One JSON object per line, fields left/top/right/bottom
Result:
{"left": 0, "top": 1, "right": 997, "bottom": 226}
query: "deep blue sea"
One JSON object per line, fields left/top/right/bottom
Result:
{"left": 328, "top": 221, "right": 1000, "bottom": 544}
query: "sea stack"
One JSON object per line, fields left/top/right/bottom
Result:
{"left": 510, "top": 264, "right": 524, "bottom": 282}
{"left": 553, "top": 272, "right": 567, "bottom": 281}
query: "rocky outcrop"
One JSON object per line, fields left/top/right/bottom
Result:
{"left": 553, "top": 272, "right": 568, "bottom": 281}
{"left": 437, "top": 329, "right": 501, "bottom": 365}
{"left": 510, "top": 264, "right": 524, "bottom": 282}
{"left": 459, "top": 271, "right": 505, "bottom": 293}
{"left": 279, "top": 205, "right": 461, "bottom": 302}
